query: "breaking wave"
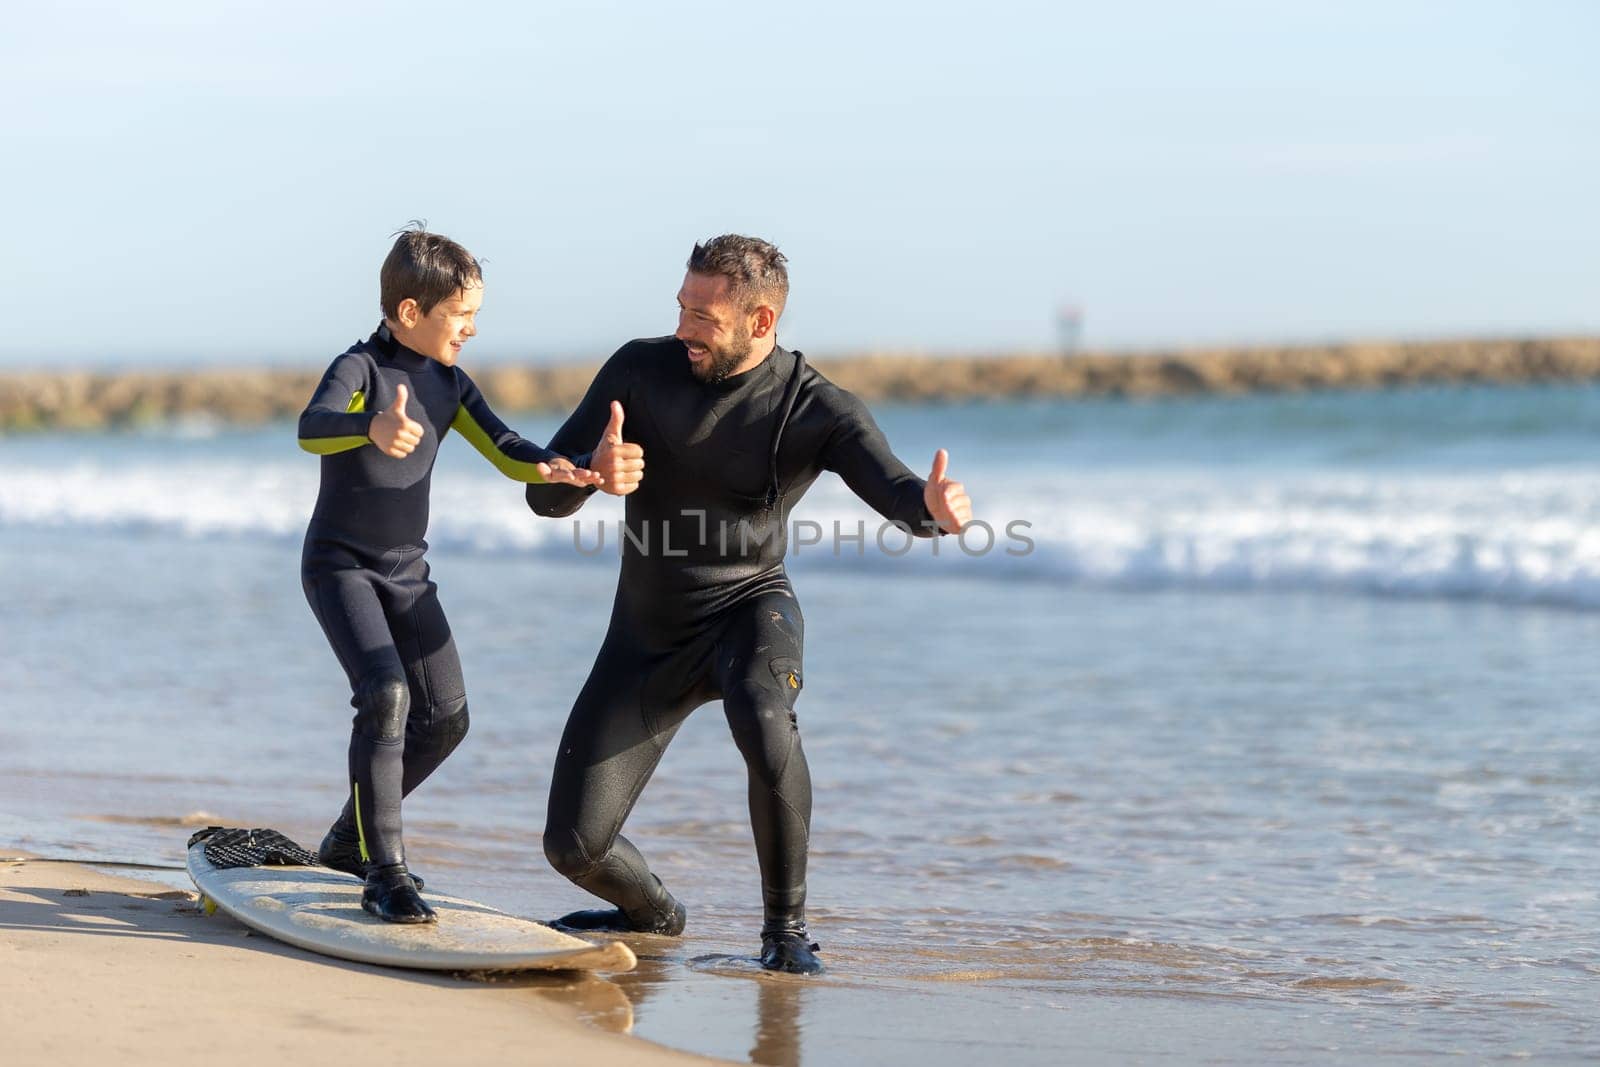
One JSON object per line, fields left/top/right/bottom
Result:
{"left": 6, "top": 455, "right": 1600, "bottom": 610}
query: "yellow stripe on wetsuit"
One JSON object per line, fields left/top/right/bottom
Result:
{"left": 298, "top": 389, "right": 371, "bottom": 455}
{"left": 450, "top": 406, "right": 550, "bottom": 483}
{"left": 353, "top": 781, "right": 371, "bottom": 865}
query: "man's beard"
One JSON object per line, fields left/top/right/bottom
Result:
{"left": 689, "top": 331, "right": 753, "bottom": 385}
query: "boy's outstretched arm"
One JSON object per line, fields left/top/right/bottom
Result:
{"left": 451, "top": 370, "right": 601, "bottom": 487}
{"left": 526, "top": 347, "right": 636, "bottom": 518}
{"left": 298, "top": 352, "right": 376, "bottom": 455}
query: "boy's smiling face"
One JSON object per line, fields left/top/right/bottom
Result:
{"left": 392, "top": 284, "right": 482, "bottom": 366}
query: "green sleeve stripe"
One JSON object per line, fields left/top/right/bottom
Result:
{"left": 451, "top": 406, "right": 548, "bottom": 483}
{"left": 297, "top": 388, "right": 370, "bottom": 454}
{"left": 299, "top": 435, "right": 370, "bottom": 455}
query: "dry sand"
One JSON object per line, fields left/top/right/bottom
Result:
{"left": 0, "top": 852, "right": 720, "bottom": 1067}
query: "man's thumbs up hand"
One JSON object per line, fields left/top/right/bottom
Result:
{"left": 923, "top": 448, "right": 972, "bottom": 534}
{"left": 593, "top": 400, "right": 645, "bottom": 496}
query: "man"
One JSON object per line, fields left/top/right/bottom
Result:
{"left": 526, "top": 234, "right": 971, "bottom": 972}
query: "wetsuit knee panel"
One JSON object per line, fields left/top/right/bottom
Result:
{"left": 543, "top": 827, "right": 599, "bottom": 881}
{"left": 350, "top": 674, "right": 410, "bottom": 743}
{"left": 407, "top": 696, "right": 469, "bottom": 756}
{"left": 724, "top": 682, "right": 801, "bottom": 779}
{"left": 439, "top": 698, "right": 469, "bottom": 749}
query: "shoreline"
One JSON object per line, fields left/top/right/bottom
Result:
{"left": 4, "top": 335, "right": 1598, "bottom": 431}
{"left": 0, "top": 850, "right": 717, "bottom": 1067}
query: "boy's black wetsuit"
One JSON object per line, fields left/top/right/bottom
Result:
{"left": 526, "top": 337, "right": 939, "bottom": 951}
{"left": 299, "top": 324, "right": 561, "bottom": 895}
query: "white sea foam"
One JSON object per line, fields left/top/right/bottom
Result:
{"left": 6, "top": 457, "right": 1600, "bottom": 609}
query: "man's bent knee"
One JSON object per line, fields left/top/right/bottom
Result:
{"left": 725, "top": 684, "right": 800, "bottom": 785}
{"left": 543, "top": 827, "right": 600, "bottom": 882}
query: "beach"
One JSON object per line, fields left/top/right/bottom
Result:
{"left": 4, "top": 385, "right": 1600, "bottom": 1063}
{"left": 8, "top": 0, "right": 1597, "bottom": 1057}
{"left": 0, "top": 854, "right": 712, "bottom": 1066}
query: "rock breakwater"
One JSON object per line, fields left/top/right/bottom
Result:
{"left": 4, "top": 336, "right": 1597, "bottom": 432}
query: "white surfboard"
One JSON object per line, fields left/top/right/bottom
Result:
{"left": 186, "top": 828, "right": 635, "bottom": 973}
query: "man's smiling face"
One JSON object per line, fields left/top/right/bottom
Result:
{"left": 675, "top": 271, "right": 754, "bottom": 385}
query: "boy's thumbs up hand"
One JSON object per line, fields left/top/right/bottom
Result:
{"left": 369, "top": 383, "right": 425, "bottom": 458}
{"left": 593, "top": 400, "right": 644, "bottom": 496}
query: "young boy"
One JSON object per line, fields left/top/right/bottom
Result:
{"left": 297, "top": 229, "right": 597, "bottom": 923}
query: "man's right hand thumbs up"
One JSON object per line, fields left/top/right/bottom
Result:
{"left": 593, "top": 400, "right": 645, "bottom": 496}
{"left": 369, "top": 383, "right": 425, "bottom": 458}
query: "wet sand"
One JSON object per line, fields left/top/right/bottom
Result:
{"left": 0, "top": 851, "right": 718, "bottom": 1067}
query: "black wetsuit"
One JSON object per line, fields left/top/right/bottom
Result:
{"left": 299, "top": 324, "right": 561, "bottom": 872}
{"left": 526, "top": 337, "right": 939, "bottom": 934}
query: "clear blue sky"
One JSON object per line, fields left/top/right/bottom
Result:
{"left": 3, "top": 1, "right": 1596, "bottom": 366}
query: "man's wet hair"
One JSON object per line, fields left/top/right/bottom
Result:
{"left": 380, "top": 223, "right": 482, "bottom": 320}
{"left": 687, "top": 234, "right": 788, "bottom": 316}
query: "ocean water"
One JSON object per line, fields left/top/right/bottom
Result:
{"left": 3, "top": 383, "right": 1600, "bottom": 1064}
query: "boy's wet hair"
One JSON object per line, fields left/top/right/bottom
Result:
{"left": 687, "top": 234, "right": 788, "bottom": 316}
{"left": 380, "top": 224, "right": 482, "bottom": 320}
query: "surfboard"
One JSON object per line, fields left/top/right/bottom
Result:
{"left": 185, "top": 827, "right": 635, "bottom": 973}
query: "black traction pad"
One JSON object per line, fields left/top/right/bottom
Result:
{"left": 187, "top": 827, "right": 319, "bottom": 870}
